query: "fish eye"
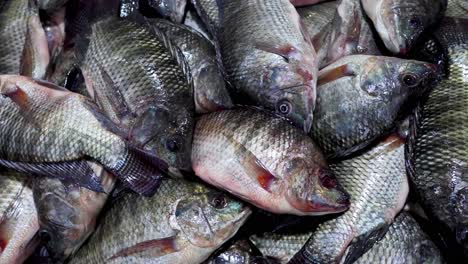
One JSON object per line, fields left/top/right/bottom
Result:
{"left": 210, "top": 194, "right": 228, "bottom": 209}
{"left": 319, "top": 170, "right": 337, "bottom": 189}
{"left": 401, "top": 73, "right": 419, "bottom": 87}
{"left": 277, "top": 100, "right": 292, "bottom": 115}
{"left": 165, "top": 137, "right": 181, "bottom": 152}
{"left": 39, "top": 229, "right": 51, "bottom": 242}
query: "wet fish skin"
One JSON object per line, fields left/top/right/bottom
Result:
{"left": 355, "top": 212, "right": 444, "bottom": 264}
{"left": 148, "top": 0, "right": 187, "bottom": 22}
{"left": 361, "top": 0, "right": 447, "bottom": 54}
{"left": 290, "top": 0, "right": 329, "bottom": 7}
{"left": 0, "top": 75, "right": 166, "bottom": 196}
{"left": 0, "top": 170, "right": 39, "bottom": 264}
{"left": 204, "top": 239, "right": 265, "bottom": 264}
{"left": 297, "top": 1, "right": 337, "bottom": 40}
{"left": 250, "top": 232, "right": 311, "bottom": 263}
{"left": 446, "top": 0, "right": 468, "bottom": 18}
{"left": 218, "top": 0, "right": 317, "bottom": 132}
{"left": 192, "top": 108, "right": 350, "bottom": 215}
{"left": 191, "top": 0, "right": 221, "bottom": 35}
{"left": 311, "top": 55, "right": 437, "bottom": 158}
{"left": 153, "top": 19, "right": 233, "bottom": 114}
{"left": 406, "top": 17, "right": 468, "bottom": 255}
{"left": 70, "top": 179, "right": 251, "bottom": 264}
{"left": 32, "top": 162, "right": 116, "bottom": 262}
{"left": 37, "top": 0, "right": 68, "bottom": 13}
{"left": 184, "top": 9, "right": 213, "bottom": 43}
{"left": 289, "top": 132, "right": 409, "bottom": 264}
{"left": 59, "top": 15, "right": 194, "bottom": 173}
{"left": 0, "top": 0, "right": 33, "bottom": 74}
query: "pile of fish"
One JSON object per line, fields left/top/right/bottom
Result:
{"left": 0, "top": 0, "right": 466, "bottom": 263}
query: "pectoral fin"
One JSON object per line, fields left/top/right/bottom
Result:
{"left": 108, "top": 236, "right": 180, "bottom": 260}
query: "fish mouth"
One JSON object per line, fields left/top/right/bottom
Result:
{"left": 286, "top": 191, "right": 350, "bottom": 215}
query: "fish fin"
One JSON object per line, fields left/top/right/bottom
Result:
{"left": 0, "top": 159, "right": 104, "bottom": 193}
{"left": 221, "top": 131, "right": 277, "bottom": 192}
{"left": 108, "top": 236, "right": 180, "bottom": 260}
{"left": 254, "top": 42, "right": 297, "bottom": 63}
{"left": 107, "top": 145, "right": 167, "bottom": 197}
{"left": 81, "top": 98, "right": 129, "bottom": 138}
{"left": 33, "top": 79, "right": 69, "bottom": 91}
{"left": 317, "top": 64, "right": 356, "bottom": 86}
{"left": 20, "top": 14, "right": 50, "bottom": 79}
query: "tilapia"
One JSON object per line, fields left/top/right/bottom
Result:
{"left": 69, "top": 179, "right": 251, "bottom": 264}
{"left": 152, "top": 19, "right": 232, "bottom": 114}
{"left": 361, "top": 0, "right": 447, "bottom": 54}
{"left": 250, "top": 232, "right": 310, "bottom": 263}
{"left": 148, "top": 0, "right": 187, "bottom": 22}
{"left": 355, "top": 212, "right": 444, "bottom": 263}
{"left": 50, "top": 2, "right": 195, "bottom": 173}
{"left": 217, "top": 0, "right": 318, "bottom": 132}
{"left": 32, "top": 162, "right": 116, "bottom": 262}
{"left": 446, "top": 0, "right": 468, "bottom": 18}
{"left": 204, "top": 239, "right": 265, "bottom": 264}
{"left": 406, "top": 17, "right": 468, "bottom": 255}
{"left": 191, "top": 0, "right": 221, "bottom": 35}
{"left": 0, "top": 75, "right": 166, "bottom": 196}
{"left": 289, "top": 131, "right": 409, "bottom": 263}
{"left": 290, "top": 0, "right": 330, "bottom": 7}
{"left": 184, "top": 9, "right": 212, "bottom": 42}
{"left": 0, "top": 0, "right": 33, "bottom": 74}
{"left": 192, "top": 108, "right": 350, "bottom": 215}
{"left": 0, "top": 170, "right": 39, "bottom": 264}
{"left": 297, "top": 1, "right": 337, "bottom": 40}
{"left": 311, "top": 55, "right": 436, "bottom": 158}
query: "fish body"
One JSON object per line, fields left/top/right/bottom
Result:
{"left": 70, "top": 179, "right": 251, "bottom": 264}
{"left": 0, "top": 170, "right": 39, "bottom": 264}
{"left": 191, "top": 0, "right": 221, "bottom": 35}
{"left": 250, "top": 232, "right": 310, "bottom": 263}
{"left": 0, "top": 0, "right": 32, "bottom": 74}
{"left": 217, "top": 0, "right": 317, "bottom": 132}
{"left": 152, "top": 19, "right": 232, "bottom": 114}
{"left": 355, "top": 212, "right": 444, "bottom": 264}
{"left": 148, "top": 0, "right": 187, "bottom": 22}
{"left": 0, "top": 75, "right": 165, "bottom": 196}
{"left": 32, "top": 162, "right": 116, "bottom": 262}
{"left": 446, "top": 0, "right": 468, "bottom": 18}
{"left": 192, "top": 108, "right": 350, "bottom": 215}
{"left": 406, "top": 17, "right": 468, "bottom": 254}
{"left": 290, "top": 0, "right": 330, "bottom": 7}
{"left": 289, "top": 132, "right": 409, "bottom": 263}
{"left": 311, "top": 55, "right": 436, "bottom": 158}
{"left": 361, "top": 0, "right": 447, "bottom": 54}
{"left": 204, "top": 239, "right": 263, "bottom": 264}
{"left": 297, "top": 1, "right": 337, "bottom": 40}
{"left": 184, "top": 9, "right": 212, "bottom": 42}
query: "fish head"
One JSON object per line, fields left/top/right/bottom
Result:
{"left": 378, "top": 1, "right": 444, "bottom": 54}
{"left": 260, "top": 46, "right": 316, "bottom": 132}
{"left": 173, "top": 187, "right": 251, "bottom": 248}
{"left": 359, "top": 57, "right": 437, "bottom": 101}
{"left": 133, "top": 105, "right": 193, "bottom": 173}
{"left": 283, "top": 157, "right": 350, "bottom": 215}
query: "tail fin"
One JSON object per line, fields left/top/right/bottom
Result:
{"left": 107, "top": 145, "right": 168, "bottom": 196}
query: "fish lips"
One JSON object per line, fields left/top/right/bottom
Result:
{"left": 286, "top": 188, "right": 350, "bottom": 215}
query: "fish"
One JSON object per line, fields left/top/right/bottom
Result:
{"left": 297, "top": 1, "right": 337, "bottom": 41}
{"left": 32, "top": 162, "right": 116, "bottom": 262}
{"left": 204, "top": 239, "right": 266, "bottom": 264}
{"left": 290, "top": 0, "right": 330, "bottom": 7}
{"left": 148, "top": 0, "right": 187, "bottom": 22}
{"left": 41, "top": 7, "right": 66, "bottom": 62}
{"left": 184, "top": 9, "right": 213, "bottom": 42}
{"left": 191, "top": 0, "right": 221, "bottom": 35}
{"left": 216, "top": 0, "right": 318, "bottom": 132}
{"left": 0, "top": 170, "right": 39, "bottom": 263}
{"left": 37, "top": 0, "right": 69, "bottom": 13}
{"left": 361, "top": 0, "right": 447, "bottom": 54}
{"left": 289, "top": 130, "right": 410, "bottom": 264}
{"left": 311, "top": 54, "right": 437, "bottom": 158}
{"left": 69, "top": 179, "right": 251, "bottom": 264}
{"left": 0, "top": 75, "right": 167, "bottom": 196}
{"left": 50, "top": 1, "right": 195, "bottom": 174}
{"left": 303, "top": 0, "right": 380, "bottom": 68}
{"left": 152, "top": 19, "right": 233, "bottom": 114}
{"left": 250, "top": 232, "right": 311, "bottom": 263}
{"left": 192, "top": 108, "right": 350, "bottom": 215}
{"left": 406, "top": 17, "right": 468, "bottom": 256}
{"left": 0, "top": 0, "right": 34, "bottom": 74}
{"left": 354, "top": 212, "right": 444, "bottom": 263}
{"left": 446, "top": 0, "right": 468, "bottom": 18}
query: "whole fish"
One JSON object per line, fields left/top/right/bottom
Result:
{"left": 289, "top": 131, "right": 409, "bottom": 264}
{"left": 148, "top": 0, "right": 187, "bottom": 22}
{"left": 50, "top": 1, "right": 195, "bottom": 174}
{"left": 192, "top": 108, "right": 350, "bottom": 215}
{"left": 204, "top": 239, "right": 265, "bottom": 264}
{"left": 217, "top": 0, "right": 317, "bottom": 132}
{"left": 0, "top": 75, "right": 166, "bottom": 196}
{"left": 361, "top": 0, "right": 447, "bottom": 54}
{"left": 70, "top": 179, "right": 251, "bottom": 264}
{"left": 0, "top": 170, "right": 39, "bottom": 263}
{"left": 32, "top": 162, "right": 116, "bottom": 262}
{"left": 446, "top": 0, "right": 468, "bottom": 18}
{"left": 0, "top": 0, "right": 33, "bottom": 74}
{"left": 406, "top": 17, "right": 468, "bottom": 255}
{"left": 355, "top": 212, "right": 444, "bottom": 263}
{"left": 152, "top": 19, "right": 233, "bottom": 114}
{"left": 250, "top": 232, "right": 310, "bottom": 263}
{"left": 306, "top": 0, "right": 380, "bottom": 68}
{"left": 311, "top": 55, "right": 436, "bottom": 158}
